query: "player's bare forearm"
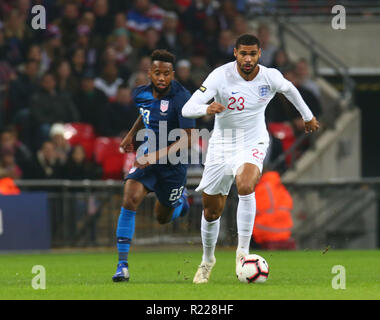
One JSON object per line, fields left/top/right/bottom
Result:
{"left": 120, "top": 115, "right": 144, "bottom": 153}
{"left": 129, "top": 115, "right": 144, "bottom": 137}
{"left": 207, "top": 102, "right": 226, "bottom": 115}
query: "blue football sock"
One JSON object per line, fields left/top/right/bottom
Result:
{"left": 171, "top": 198, "right": 184, "bottom": 221}
{"left": 116, "top": 207, "right": 136, "bottom": 264}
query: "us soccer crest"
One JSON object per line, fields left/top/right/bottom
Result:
{"left": 160, "top": 100, "right": 169, "bottom": 112}
{"left": 258, "top": 85, "right": 270, "bottom": 97}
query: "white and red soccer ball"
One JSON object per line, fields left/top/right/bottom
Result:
{"left": 236, "top": 254, "right": 269, "bottom": 284}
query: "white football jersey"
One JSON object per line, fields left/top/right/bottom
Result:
{"left": 183, "top": 62, "right": 313, "bottom": 148}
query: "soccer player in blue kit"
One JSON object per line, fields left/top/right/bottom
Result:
{"left": 112, "top": 50, "right": 196, "bottom": 282}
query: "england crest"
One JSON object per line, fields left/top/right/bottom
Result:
{"left": 258, "top": 85, "right": 270, "bottom": 97}
{"left": 160, "top": 100, "right": 169, "bottom": 112}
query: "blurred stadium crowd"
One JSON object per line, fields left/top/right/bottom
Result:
{"left": 0, "top": 0, "right": 323, "bottom": 181}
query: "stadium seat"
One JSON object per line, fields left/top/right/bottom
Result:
{"left": 63, "top": 123, "right": 96, "bottom": 160}
{"left": 94, "top": 137, "right": 135, "bottom": 180}
{"left": 93, "top": 137, "right": 121, "bottom": 164}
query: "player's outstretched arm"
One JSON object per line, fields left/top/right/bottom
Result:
{"left": 271, "top": 68, "right": 320, "bottom": 134}
{"left": 119, "top": 115, "right": 144, "bottom": 153}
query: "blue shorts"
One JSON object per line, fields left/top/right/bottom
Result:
{"left": 125, "top": 164, "right": 187, "bottom": 208}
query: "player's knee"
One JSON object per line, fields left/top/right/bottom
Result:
{"left": 156, "top": 214, "right": 171, "bottom": 225}
{"left": 237, "top": 183, "right": 255, "bottom": 196}
{"left": 203, "top": 208, "right": 222, "bottom": 222}
{"left": 122, "top": 194, "right": 140, "bottom": 211}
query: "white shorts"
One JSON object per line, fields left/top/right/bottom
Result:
{"left": 196, "top": 141, "right": 269, "bottom": 196}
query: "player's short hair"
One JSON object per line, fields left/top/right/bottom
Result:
{"left": 151, "top": 49, "right": 175, "bottom": 66}
{"left": 235, "top": 34, "right": 260, "bottom": 49}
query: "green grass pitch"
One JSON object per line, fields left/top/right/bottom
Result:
{"left": 0, "top": 249, "right": 379, "bottom": 300}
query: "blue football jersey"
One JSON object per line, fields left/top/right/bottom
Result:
{"left": 132, "top": 80, "right": 195, "bottom": 155}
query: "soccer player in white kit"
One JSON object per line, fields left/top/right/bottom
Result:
{"left": 182, "top": 34, "right": 320, "bottom": 283}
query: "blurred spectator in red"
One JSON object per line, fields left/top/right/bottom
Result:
{"left": 127, "top": 0, "right": 166, "bottom": 34}
{"left": 257, "top": 23, "right": 277, "bottom": 67}
{"left": 106, "top": 85, "right": 139, "bottom": 137}
{"left": 175, "top": 59, "right": 197, "bottom": 94}
{"left": 94, "top": 62, "right": 123, "bottom": 100}
{"left": 62, "top": 144, "right": 102, "bottom": 180}
{"left": 175, "top": 0, "right": 192, "bottom": 14}
{"left": 74, "top": 70, "right": 108, "bottom": 136}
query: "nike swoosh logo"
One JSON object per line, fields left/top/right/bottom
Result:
{"left": 232, "top": 91, "right": 239, "bottom": 94}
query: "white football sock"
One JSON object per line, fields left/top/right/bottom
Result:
{"left": 201, "top": 212, "right": 220, "bottom": 263}
{"left": 236, "top": 192, "right": 256, "bottom": 255}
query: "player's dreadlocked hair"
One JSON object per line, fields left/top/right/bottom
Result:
{"left": 151, "top": 49, "right": 176, "bottom": 66}
{"left": 235, "top": 34, "right": 261, "bottom": 49}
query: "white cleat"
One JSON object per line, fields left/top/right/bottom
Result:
{"left": 236, "top": 251, "right": 246, "bottom": 275}
{"left": 193, "top": 257, "right": 216, "bottom": 284}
